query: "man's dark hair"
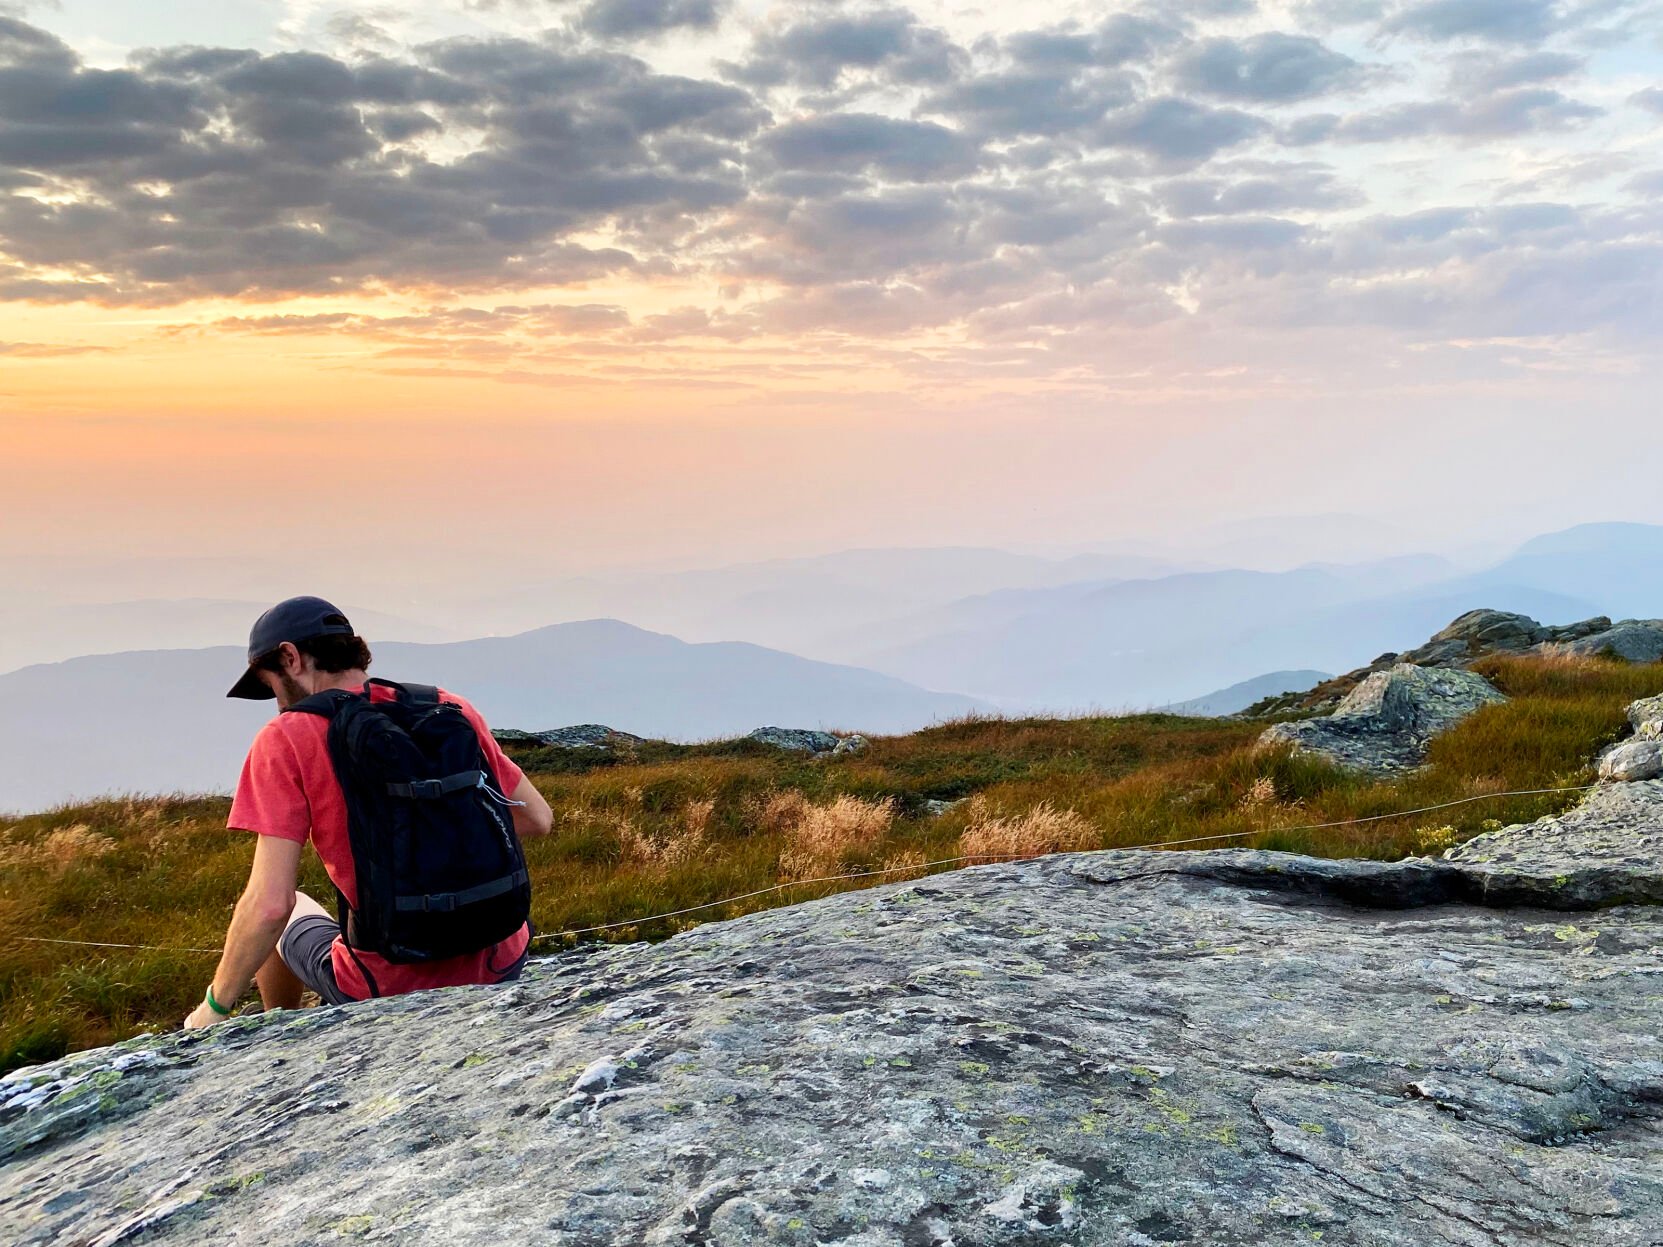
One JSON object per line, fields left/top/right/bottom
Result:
{"left": 257, "top": 634, "right": 373, "bottom": 675}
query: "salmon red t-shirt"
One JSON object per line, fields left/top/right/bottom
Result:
{"left": 228, "top": 683, "right": 530, "bottom": 1001}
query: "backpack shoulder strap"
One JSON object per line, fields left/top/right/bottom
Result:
{"left": 365, "top": 678, "right": 440, "bottom": 706}
{"left": 282, "top": 688, "right": 360, "bottom": 720}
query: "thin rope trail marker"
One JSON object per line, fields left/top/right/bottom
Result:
{"left": 15, "top": 936, "right": 226, "bottom": 954}
{"left": 11, "top": 782, "right": 1598, "bottom": 958}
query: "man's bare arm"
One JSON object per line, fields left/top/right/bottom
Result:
{"left": 185, "top": 834, "right": 302, "bottom": 1026}
{"left": 509, "top": 774, "right": 553, "bottom": 838}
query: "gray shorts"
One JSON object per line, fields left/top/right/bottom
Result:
{"left": 277, "top": 914, "right": 528, "bottom": 1006}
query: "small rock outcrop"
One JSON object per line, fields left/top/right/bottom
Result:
{"left": 746, "top": 727, "right": 841, "bottom": 753}
{"left": 1629, "top": 694, "right": 1663, "bottom": 735}
{"left": 1254, "top": 609, "right": 1663, "bottom": 717}
{"left": 7, "top": 784, "right": 1663, "bottom": 1244}
{"left": 1553, "top": 620, "right": 1663, "bottom": 664}
{"left": 1596, "top": 694, "right": 1663, "bottom": 783}
{"left": 1405, "top": 609, "right": 1613, "bottom": 667}
{"left": 1601, "top": 741, "right": 1663, "bottom": 783}
{"left": 494, "top": 725, "right": 645, "bottom": 750}
{"left": 1258, "top": 663, "right": 1506, "bottom": 773}
{"left": 922, "top": 797, "right": 966, "bottom": 817}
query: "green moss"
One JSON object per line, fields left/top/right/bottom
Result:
{"left": 205, "top": 1171, "right": 265, "bottom": 1198}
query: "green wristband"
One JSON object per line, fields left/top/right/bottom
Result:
{"left": 204, "top": 984, "right": 233, "bottom": 1017}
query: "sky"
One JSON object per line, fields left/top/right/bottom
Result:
{"left": 1, "top": 0, "right": 1660, "bottom": 600}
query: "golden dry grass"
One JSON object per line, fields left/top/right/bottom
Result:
{"left": 777, "top": 794, "right": 897, "bottom": 879}
{"left": 958, "top": 796, "right": 1097, "bottom": 862}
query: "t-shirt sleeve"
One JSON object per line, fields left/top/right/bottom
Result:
{"left": 227, "top": 721, "right": 313, "bottom": 843}
{"left": 448, "top": 693, "right": 526, "bottom": 796}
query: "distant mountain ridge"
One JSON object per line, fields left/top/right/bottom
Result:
{"left": 1165, "top": 671, "right": 1332, "bottom": 718}
{"left": 0, "top": 599, "right": 459, "bottom": 678}
{"left": 0, "top": 620, "right": 984, "bottom": 815}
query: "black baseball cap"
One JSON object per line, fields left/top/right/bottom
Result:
{"left": 227, "top": 595, "right": 356, "bottom": 700}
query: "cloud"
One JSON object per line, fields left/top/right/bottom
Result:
{"left": 0, "top": 20, "right": 762, "bottom": 301}
{"left": 578, "top": 0, "right": 724, "bottom": 40}
{"left": 1632, "top": 87, "right": 1663, "bottom": 115}
{"left": 1286, "top": 86, "right": 1602, "bottom": 143}
{"left": 1157, "top": 162, "right": 1361, "bottom": 214}
{"left": 205, "top": 303, "right": 633, "bottom": 337}
{"left": 1097, "top": 97, "right": 1268, "bottom": 165}
{"left": 1383, "top": 0, "right": 1559, "bottom": 43}
{"left": 926, "top": 67, "right": 1140, "bottom": 140}
{"left": 1089, "top": 13, "right": 1191, "bottom": 65}
{"left": 723, "top": 8, "right": 963, "bottom": 90}
{"left": 0, "top": 1, "right": 1655, "bottom": 385}
{"left": 1171, "top": 33, "right": 1364, "bottom": 102}
{"left": 1467, "top": 50, "right": 1583, "bottom": 91}
{"left": 1494, "top": 150, "right": 1640, "bottom": 197}
{"left": 0, "top": 339, "right": 106, "bottom": 356}
{"left": 922, "top": 15, "right": 1184, "bottom": 141}
{"left": 760, "top": 113, "right": 979, "bottom": 181}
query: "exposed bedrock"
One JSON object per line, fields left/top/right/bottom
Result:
{"left": 5, "top": 783, "right": 1663, "bottom": 1245}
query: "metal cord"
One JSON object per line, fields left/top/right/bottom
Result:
{"left": 11, "top": 782, "right": 1597, "bottom": 957}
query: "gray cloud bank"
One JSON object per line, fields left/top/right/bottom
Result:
{"left": 0, "top": 1, "right": 1657, "bottom": 364}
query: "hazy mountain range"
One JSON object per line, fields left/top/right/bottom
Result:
{"left": 4, "top": 521, "right": 1660, "bottom": 814}
{"left": 0, "top": 598, "right": 462, "bottom": 676}
{"left": 839, "top": 524, "right": 1662, "bottom": 709}
{"left": 0, "top": 621, "right": 984, "bottom": 814}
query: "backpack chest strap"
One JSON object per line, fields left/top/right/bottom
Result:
{"left": 386, "top": 770, "right": 487, "bottom": 799}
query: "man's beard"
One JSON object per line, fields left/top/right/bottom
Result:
{"left": 276, "top": 672, "right": 309, "bottom": 706}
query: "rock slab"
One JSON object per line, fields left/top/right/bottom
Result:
{"left": 6, "top": 786, "right": 1663, "bottom": 1245}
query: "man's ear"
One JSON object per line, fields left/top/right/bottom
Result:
{"left": 278, "top": 642, "right": 305, "bottom": 677}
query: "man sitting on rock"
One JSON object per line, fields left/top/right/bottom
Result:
{"left": 184, "top": 596, "right": 553, "bottom": 1029}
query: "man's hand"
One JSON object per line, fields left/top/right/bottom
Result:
{"left": 192, "top": 833, "right": 303, "bottom": 1031}
{"left": 183, "top": 999, "right": 230, "bottom": 1029}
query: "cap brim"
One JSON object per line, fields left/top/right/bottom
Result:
{"left": 227, "top": 665, "right": 275, "bottom": 700}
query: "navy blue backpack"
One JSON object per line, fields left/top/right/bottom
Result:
{"left": 285, "top": 678, "right": 531, "bottom": 987}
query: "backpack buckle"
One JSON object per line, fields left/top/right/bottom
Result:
{"left": 397, "top": 778, "right": 444, "bottom": 799}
